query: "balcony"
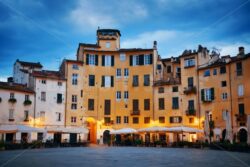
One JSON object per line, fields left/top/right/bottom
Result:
{"left": 183, "top": 86, "right": 197, "bottom": 95}
{"left": 236, "top": 70, "right": 242, "bottom": 76}
{"left": 23, "top": 100, "right": 32, "bottom": 106}
{"left": 130, "top": 110, "right": 140, "bottom": 116}
{"left": 24, "top": 118, "right": 29, "bottom": 122}
{"left": 153, "top": 77, "right": 181, "bottom": 86}
{"left": 236, "top": 114, "right": 246, "bottom": 122}
{"left": 8, "top": 98, "right": 17, "bottom": 104}
{"left": 186, "top": 109, "right": 196, "bottom": 116}
{"left": 9, "top": 118, "right": 15, "bottom": 122}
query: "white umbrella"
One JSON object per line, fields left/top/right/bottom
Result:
{"left": 138, "top": 126, "right": 170, "bottom": 132}
{"left": 46, "top": 126, "right": 89, "bottom": 134}
{"left": 110, "top": 128, "right": 137, "bottom": 134}
{"left": 168, "top": 126, "right": 203, "bottom": 133}
{"left": 0, "top": 125, "right": 45, "bottom": 133}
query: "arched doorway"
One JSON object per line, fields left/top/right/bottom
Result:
{"left": 238, "top": 128, "right": 247, "bottom": 143}
{"left": 103, "top": 130, "right": 110, "bottom": 144}
{"left": 222, "top": 129, "right": 226, "bottom": 142}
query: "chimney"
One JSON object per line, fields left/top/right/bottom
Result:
{"left": 238, "top": 47, "right": 245, "bottom": 56}
{"left": 153, "top": 41, "right": 157, "bottom": 49}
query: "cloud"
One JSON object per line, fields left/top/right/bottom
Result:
{"left": 67, "top": 0, "right": 148, "bottom": 33}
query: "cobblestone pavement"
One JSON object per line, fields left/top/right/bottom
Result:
{"left": 0, "top": 146, "right": 250, "bottom": 167}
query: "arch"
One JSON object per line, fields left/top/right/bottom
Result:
{"left": 238, "top": 128, "right": 247, "bottom": 143}
{"left": 103, "top": 130, "right": 111, "bottom": 144}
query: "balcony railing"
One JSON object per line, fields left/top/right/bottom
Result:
{"left": 186, "top": 109, "right": 196, "bottom": 116}
{"left": 153, "top": 77, "right": 181, "bottom": 86}
{"left": 183, "top": 86, "right": 197, "bottom": 95}
{"left": 103, "top": 120, "right": 114, "bottom": 126}
{"left": 236, "top": 114, "right": 246, "bottom": 122}
{"left": 130, "top": 110, "right": 140, "bottom": 116}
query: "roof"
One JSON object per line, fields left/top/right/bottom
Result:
{"left": 0, "top": 82, "right": 34, "bottom": 93}
{"left": 16, "top": 59, "right": 43, "bottom": 68}
{"left": 19, "top": 69, "right": 29, "bottom": 73}
{"left": 63, "top": 59, "right": 83, "bottom": 65}
{"left": 32, "top": 70, "right": 66, "bottom": 81}
{"left": 83, "top": 48, "right": 154, "bottom": 53}
{"left": 97, "top": 29, "right": 121, "bottom": 36}
{"left": 230, "top": 53, "right": 250, "bottom": 63}
{"left": 79, "top": 43, "right": 100, "bottom": 48}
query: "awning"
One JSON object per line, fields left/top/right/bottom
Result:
{"left": 46, "top": 126, "right": 89, "bottom": 134}
{"left": 138, "top": 126, "right": 170, "bottom": 133}
{"left": 168, "top": 126, "right": 203, "bottom": 133}
{"left": 110, "top": 128, "right": 137, "bottom": 134}
{"left": 0, "top": 125, "right": 45, "bottom": 133}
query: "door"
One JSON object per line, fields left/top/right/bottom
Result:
{"left": 21, "top": 133, "right": 28, "bottom": 143}
{"left": 238, "top": 129, "right": 247, "bottom": 143}
{"left": 103, "top": 130, "right": 110, "bottom": 144}
{"left": 70, "top": 133, "right": 77, "bottom": 143}
{"left": 5, "top": 133, "right": 14, "bottom": 143}
{"left": 54, "top": 133, "right": 62, "bottom": 144}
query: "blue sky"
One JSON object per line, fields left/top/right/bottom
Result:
{"left": 0, "top": 0, "right": 250, "bottom": 80}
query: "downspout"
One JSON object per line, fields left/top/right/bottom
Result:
{"left": 197, "top": 55, "right": 201, "bottom": 129}
{"left": 229, "top": 63, "right": 234, "bottom": 142}
{"left": 64, "top": 63, "right": 68, "bottom": 128}
{"left": 33, "top": 77, "right": 36, "bottom": 127}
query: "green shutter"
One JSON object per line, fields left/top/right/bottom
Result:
{"left": 101, "top": 76, "right": 104, "bottom": 87}
{"left": 201, "top": 89, "right": 205, "bottom": 101}
{"left": 111, "top": 55, "right": 114, "bottom": 66}
{"left": 149, "top": 54, "right": 153, "bottom": 64}
{"left": 102, "top": 55, "right": 105, "bottom": 66}
{"left": 130, "top": 55, "right": 133, "bottom": 66}
{"left": 211, "top": 88, "right": 215, "bottom": 100}
{"left": 95, "top": 55, "right": 98, "bottom": 66}
{"left": 111, "top": 76, "right": 114, "bottom": 87}
{"left": 86, "top": 54, "right": 89, "bottom": 65}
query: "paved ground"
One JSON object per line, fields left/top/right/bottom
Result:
{"left": 0, "top": 146, "right": 250, "bottom": 167}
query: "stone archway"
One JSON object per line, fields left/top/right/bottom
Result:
{"left": 103, "top": 130, "right": 110, "bottom": 144}
{"left": 238, "top": 128, "right": 247, "bottom": 143}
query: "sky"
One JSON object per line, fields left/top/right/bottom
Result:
{"left": 0, "top": 0, "right": 250, "bottom": 81}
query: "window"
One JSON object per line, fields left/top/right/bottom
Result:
{"left": 89, "top": 75, "right": 95, "bottom": 86}
{"left": 238, "top": 103, "right": 245, "bottom": 116}
{"left": 104, "top": 100, "right": 111, "bottom": 115}
{"left": 72, "top": 74, "right": 78, "bottom": 85}
{"left": 144, "top": 75, "right": 150, "bottom": 86}
{"left": 222, "top": 93, "right": 228, "bottom": 100}
{"left": 133, "top": 75, "right": 139, "bottom": 86}
{"left": 133, "top": 99, "right": 139, "bottom": 111}
{"left": 116, "top": 69, "right": 122, "bottom": 78}
{"left": 56, "top": 112, "right": 61, "bottom": 121}
{"left": 220, "top": 66, "right": 226, "bottom": 74}
{"left": 132, "top": 55, "right": 139, "bottom": 66}
{"left": 102, "top": 55, "right": 114, "bottom": 66}
{"left": 189, "top": 118, "right": 194, "bottom": 124}
{"left": 184, "top": 58, "right": 195, "bottom": 67}
{"left": 72, "top": 64, "right": 79, "bottom": 70}
{"left": 159, "top": 98, "right": 165, "bottom": 110}
{"left": 172, "top": 86, "right": 178, "bottom": 92}
{"left": 204, "top": 70, "right": 210, "bottom": 77}
{"left": 88, "top": 99, "right": 94, "bottom": 111}
{"left": 144, "top": 55, "right": 151, "bottom": 65}
{"left": 101, "top": 76, "right": 114, "bottom": 87}
{"left": 57, "top": 93, "right": 63, "bottom": 103}
{"left": 41, "top": 92, "right": 46, "bottom": 101}
{"left": 120, "top": 53, "right": 126, "bottom": 61}
{"left": 25, "top": 95, "right": 29, "bottom": 101}
{"left": 24, "top": 110, "right": 29, "bottom": 121}
{"left": 106, "top": 42, "right": 110, "bottom": 48}
{"left": 40, "top": 111, "right": 45, "bottom": 122}
{"left": 10, "top": 93, "right": 14, "bottom": 99}
{"left": 87, "top": 54, "right": 97, "bottom": 65}
{"left": 201, "top": 88, "right": 214, "bottom": 102}
{"left": 58, "top": 82, "right": 62, "bottom": 86}
{"left": 172, "top": 97, "right": 179, "bottom": 109}
{"left": 213, "top": 69, "right": 217, "bottom": 75}
{"left": 116, "top": 116, "right": 121, "bottom": 124}
{"left": 157, "top": 64, "right": 162, "bottom": 70}
{"left": 167, "top": 66, "right": 171, "bottom": 73}
{"left": 9, "top": 109, "right": 14, "bottom": 121}
{"left": 159, "top": 117, "right": 165, "bottom": 123}
{"left": 169, "top": 116, "right": 182, "bottom": 123}
{"left": 104, "top": 117, "right": 111, "bottom": 124}
{"left": 71, "top": 95, "right": 77, "bottom": 110}
{"left": 144, "top": 99, "right": 150, "bottom": 110}
{"left": 158, "top": 87, "right": 164, "bottom": 93}
{"left": 176, "top": 67, "right": 181, "bottom": 78}
{"left": 41, "top": 80, "right": 46, "bottom": 84}
{"left": 124, "top": 68, "right": 129, "bottom": 77}
{"left": 124, "top": 116, "right": 129, "bottom": 124}
{"left": 116, "top": 91, "right": 121, "bottom": 101}
{"left": 238, "top": 84, "right": 244, "bottom": 97}
{"left": 133, "top": 117, "right": 139, "bottom": 124}
{"left": 221, "top": 81, "right": 227, "bottom": 87}
{"left": 236, "top": 62, "right": 242, "bottom": 76}
{"left": 124, "top": 91, "right": 129, "bottom": 100}
{"left": 144, "top": 117, "right": 150, "bottom": 124}
{"left": 188, "top": 77, "right": 193, "bottom": 87}
{"left": 71, "top": 117, "right": 76, "bottom": 123}
{"left": 81, "top": 90, "right": 83, "bottom": 97}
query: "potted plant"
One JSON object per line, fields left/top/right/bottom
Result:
{"left": 8, "top": 98, "right": 17, "bottom": 103}
{"left": 23, "top": 100, "right": 32, "bottom": 106}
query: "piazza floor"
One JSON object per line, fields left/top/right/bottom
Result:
{"left": 0, "top": 146, "right": 250, "bottom": 167}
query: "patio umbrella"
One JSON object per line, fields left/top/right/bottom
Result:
{"left": 137, "top": 126, "right": 170, "bottom": 133}
{"left": 110, "top": 128, "right": 137, "bottom": 134}
{"left": 247, "top": 115, "right": 250, "bottom": 145}
{"left": 225, "top": 111, "right": 233, "bottom": 143}
{"left": 168, "top": 126, "right": 203, "bottom": 133}
{"left": 0, "top": 125, "right": 45, "bottom": 133}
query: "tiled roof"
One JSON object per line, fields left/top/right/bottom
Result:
{"left": 0, "top": 82, "right": 34, "bottom": 93}
{"left": 79, "top": 43, "right": 100, "bottom": 48}
{"left": 16, "top": 59, "right": 43, "bottom": 68}
{"left": 97, "top": 29, "right": 121, "bottom": 36}
{"left": 32, "top": 70, "right": 66, "bottom": 80}
{"left": 63, "top": 59, "right": 83, "bottom": 64}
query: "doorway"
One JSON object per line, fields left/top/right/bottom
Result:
{"left": 54, "top": 133, "right": 62, "bottom": 144}
{"left": 70, "top": 133, "right": 77, "bottom": 143}
{"left": 238, "top": 128, "right": 247, "bottom": 143}
{"left": 103, "top": 130, "right": 110, "bottom": 144}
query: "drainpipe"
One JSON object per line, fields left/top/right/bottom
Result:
{"left": 229, "top": 63, "right": 234, "bottom": 142}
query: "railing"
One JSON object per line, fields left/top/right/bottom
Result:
{"left": 130, "top": 110, "right": 140, "bottom": 116}
{"left": 236, "top": 114, "right": 246, "bottom": 122}
{"left": 183, "top": 86, "right": 197, "bottom": 95}
{"left": 186, "top": 109, "right": 196, "bottom": 116}
{"left": 153, "top": 78, "right": 181, "bottom": 86}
